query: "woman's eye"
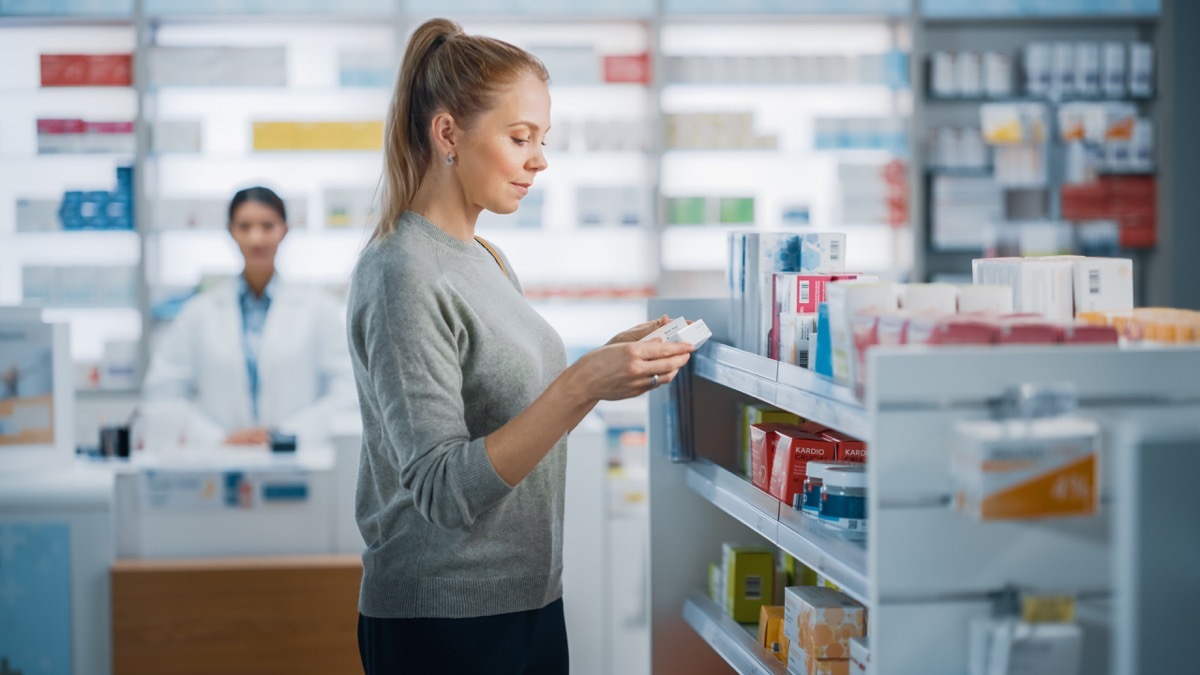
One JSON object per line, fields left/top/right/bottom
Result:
{"left": 512, "top": 137, "right": 529, "bottom": 146}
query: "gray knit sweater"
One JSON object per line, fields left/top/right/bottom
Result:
{"left": 347, "top": 211, "right": 568, "bottom": 619}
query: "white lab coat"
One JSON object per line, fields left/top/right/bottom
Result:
{"left": 141, "top": 278, "right": 356, "bottom": 446}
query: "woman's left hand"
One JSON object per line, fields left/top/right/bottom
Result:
{"left": 607, "top": 315, "right": 671, "bottom": 345}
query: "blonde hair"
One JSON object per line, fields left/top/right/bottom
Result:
{"left": 371, "top": 18, "right": 549, "bottom": 242}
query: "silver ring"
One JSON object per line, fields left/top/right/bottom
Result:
{"left": 650, "top": 374, "right": 659, "bottom": 388}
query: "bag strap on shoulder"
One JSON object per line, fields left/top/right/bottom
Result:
{"left": 474, "top": 236, "right": 507, "bottom": 276}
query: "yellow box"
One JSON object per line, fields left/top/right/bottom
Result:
{"left": 252, "top": 120, "right": 383, "bottom": 151}
{"left": 759, "top": 605, "right": 787, "bottom": 662}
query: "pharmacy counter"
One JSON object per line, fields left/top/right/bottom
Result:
{"left": 0, "top": 464, "right": 115, "bottom": 675}
{"left": 111, "top": 445, "right": 346, "bottom": 559}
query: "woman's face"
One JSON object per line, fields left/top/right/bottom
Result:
{"left": 454, "top": 71, "right": 551, "bottom": 216}
{"left": 229, "top": 200, "right": 287, "bottom": 267}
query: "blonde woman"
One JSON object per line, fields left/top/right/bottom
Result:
{"left": 348, "top": 18, "right": 691, "bottom": 674}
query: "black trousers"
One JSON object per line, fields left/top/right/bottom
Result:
{"left": 358, "top": 598, "right": 569, "bottom": 675}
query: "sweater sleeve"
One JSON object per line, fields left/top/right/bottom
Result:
{"left": 359, "top": 260, "right": 514, "bottom": 531}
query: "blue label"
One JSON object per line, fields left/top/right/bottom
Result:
{"left": 820, "top": 493, "right": 866, "bottom": 521}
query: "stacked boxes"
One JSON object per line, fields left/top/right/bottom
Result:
{"left": 784, "top": 587, "right": 866, "bottom": 675}
{"left": 741, "top": 405, "right": 801, "bottom": 479}
{"left": 16, "top": 166, "right": 134, "bottom": 232}
{"left": 37, "top": 119, "right": 135, "bottom": 154}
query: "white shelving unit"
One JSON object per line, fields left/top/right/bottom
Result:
{"left": 648, "top": 296, "right": 1200, "bottom": 674}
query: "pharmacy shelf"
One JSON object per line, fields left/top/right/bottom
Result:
{"left": 662, "top": 13, "right": 906, "bottom": 24}
{"left": 693, "top": 342, "right": 870, "bottom": 441}
{"left": 921, "top": 14, "right": 1159, "bottom": 26}
{"left": 0, "top": 15, "right": 131, "bottom": 27}
{"left": 145, "top": 13, "right": 394, "bottom": 26}
{"left": 686, "top": 458, "right": 869, "bottom": 606}
{"left": 925, "top": 95, "right": 1155, "bottom": 104}
{"left": 682, "top": 590, "right": 785, "bottom": 675}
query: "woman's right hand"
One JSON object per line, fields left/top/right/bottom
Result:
{"left": 568, "top": 339, "right": 694, "bottom": 402}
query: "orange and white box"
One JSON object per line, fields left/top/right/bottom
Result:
{"left": 952, "top": 416, "right": 1099, "bottom": 520}
{"left": 784, "top": 586, "right": 866, "bottom": 662}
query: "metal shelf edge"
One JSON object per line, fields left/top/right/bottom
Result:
{"left": 682, "top": 591, "right": 787, "bottom": 675}
{"left": 686, "top": 459, "right": 870, "bottom": 607}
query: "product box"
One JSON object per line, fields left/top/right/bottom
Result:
{"left": 788, "top": 645, "right": 849, "bottom": 675}
{"left": 959, "top": 284, "right": 1014, "bottom": 314}
{"left": 740, "top": 405, "right": 802, "bottom": 479}
{"left": 760, "top": 605, "right": 787, "bottom": 662}
{"left": 775, "top": 274, "right": 834, "bottom": 316}
{"left": 827, "top": 281, "right": 897, "bottom": 387}
{"left": 972, "top": 258, "right": 1075, "bottom": 322}
{"left": 40, "top": 53, "right": 132, "bottom": 86}
{"left": 875, "top": 311, "right": 910, "bottom": 346}
{"left": 952, "top": 416, "right": 1099, "bottom": 521}
{"left": 779, "top": 313, "right": 818, "bottom": 368}
{"left": 749, "top": 422, "right": 802, "bottom": 493}
{"left": 769, "top": 430, "right": 838, "bottom": 508}
{"left": 1059, "top": 323, "right": 1119, "bottom": 345}
{"left": 906, "top": 315, "right": 997, "bottom": 345}
{"left": 723, "top": 545, "right": 775, "bottom": 623}
{"left": 148, "top": 46, "right": 286, "bottom": 87}
{"left": 709, "top": 563, "right": 724, "bottom": 611}
{"left": 152, "top": 119, "right": 203, "bottom": 154}
{"left": 969, "top": 619, "right": 1082, "bottom": 675}
{"left": 1068, "top": 257, "right": 1134, "bottom": 314}
{"left": 821, "top": 430, "right": 866, "bottom": 464}
{"left": 993, "top": 315, "right": 1063, "bottom": 345}
{"left": 797, "top": 233, "right": 847, "bottom": 274}
{"left": 785, "top": 586, "right": 866, "bottom": 661}
{"left": 729, "top": 231, "right": 800, "bottom": 354}
{"left": 900, "top": 283, "right": 958, "bottom": 314}
{"left": 849, "top": 637, "right": 869, "bottom": 674}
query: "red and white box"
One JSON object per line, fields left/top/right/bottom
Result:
{"left": 769, "top": 429, "right": 837, "bottom": 507}
{"left": 750, "top": 422, "right": 803, "bottom": 493}
{"left": 822, "top": 430, "right": 867, "bottom": 464}
{"left": 906, "top": 315, "right": 998, "bottom": 345}
{"left": 993, "top": 315, "right": 1063, "bottom": 345}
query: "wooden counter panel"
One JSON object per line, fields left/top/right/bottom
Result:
{"left": 112, "top": 555, "right": 363, "bottom": 675}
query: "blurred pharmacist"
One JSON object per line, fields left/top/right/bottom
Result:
{"left": 141, "top": 186, "right": 356, "bottom": 446}
{"left": 349, "top": 19, "right": 692, "bottom": 675}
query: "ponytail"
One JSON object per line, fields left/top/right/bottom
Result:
{"left": 370, "top": 19, "right": 548, "bottom": 243}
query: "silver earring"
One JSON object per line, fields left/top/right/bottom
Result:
{"left": 445, "top": 154, "right": 455, "bottom": 166}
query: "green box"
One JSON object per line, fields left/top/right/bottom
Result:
{"left": 667, "top": 197, "right": 708, "bottom": 225}
{"left": 723, "top": 545, "right": 775, "bottom": 623}
{"left": 719, "top": 197, "right": 755, "bottom": 224}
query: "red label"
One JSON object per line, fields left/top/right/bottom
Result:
{"left": 603, "top": 53, "right": 651, "bottom": 84}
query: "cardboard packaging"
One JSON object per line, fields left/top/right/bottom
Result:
{"left": 779, "top": 313, "right": 818, "bottom": 367}
{"left": 788, "top": 646, "right": 850, "bottom": 675}
{"left": 993, "top": 316, "right": 1063, "bottom": 345}
{"left": 723, "top": 545, "right": 775, "bottom": 623}
{"left": 959, "top": 284, "right": 1014, "bottom": 314}
{"left": 827, "top": 281, "right": 897, "bottom": 386}
{"left": 971, "top": 258, "right": 1075, "bottom": 322}
{"left": 729, "top": 232, "right": 801, "bottom": 354}
{"left": 784, "top": 586, "right": 866, "bottom": 663}
{"left": 1069, "top": 257, "right": 1134, "bottom": 314}
{"left": 252, "top": 121, "right": 384, "bottom": 151}
{"left": 953, "top": 416, "right": 1099, "bottom": 521}
{"left": 760, "top": 605, "right": 787, "bottom": 662}
{"left": 906, "top": 316, "right": 997, "bottom": 345}
{"left": 741, "top": 405, "right": 802, "bottom": 479}
{"left": 797, "top": 233, "right": 847, "bottom": 274}
{"left": 821, "top": 430, "right": 867, "bottom": 463}
{"left": 901, "top": 283, "right": 959, "bottom": 314}
{"left": 750, "top": 422, "right": 804, "bottom": 493}
{"left": 769, "top": 430, "right": 838, "bottom": 508}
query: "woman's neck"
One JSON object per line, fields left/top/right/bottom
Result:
{"left": 243, "top": 266, "right": 274, "bottom": 297}
{"left": 409, "top": 171, "right": 481, "bottom": 242}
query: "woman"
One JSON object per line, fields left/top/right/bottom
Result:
{"left": 349, "top": 18, "right": 692, "bottom": 674}
{"left": 142, "top": 186, "right": 356, "bottom": 447}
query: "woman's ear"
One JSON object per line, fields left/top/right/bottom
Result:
{"left": 430, "top": 111, "right": 458, "bottom": 158}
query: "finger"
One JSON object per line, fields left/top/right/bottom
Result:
{"left": 637, "top": 340, "right": 695, "bottom": 359}
{"left": 647, "top": 353, "right": 691, "bottom": 375}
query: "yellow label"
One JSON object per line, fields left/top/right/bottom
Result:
{"left": 1022, "top": 595, "right": 1076, "bottom": 623}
